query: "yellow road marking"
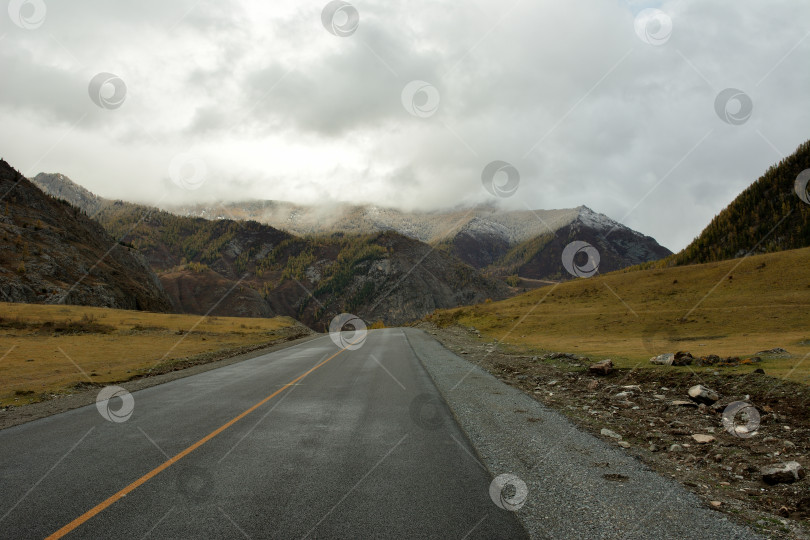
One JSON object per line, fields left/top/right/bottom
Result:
{"left": 46, "top": 346, "right": 347, "bottom": 539}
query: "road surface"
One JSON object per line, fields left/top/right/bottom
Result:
{"left": 0, "top": 329, "right": 527, "bottom": 539}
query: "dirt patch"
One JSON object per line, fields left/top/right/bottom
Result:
{"left": 418, "top": 322, "right": 810, "bottom": 540}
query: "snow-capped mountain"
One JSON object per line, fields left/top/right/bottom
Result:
{"left": 166, "top": 201, "right": 672, "bottom": 280}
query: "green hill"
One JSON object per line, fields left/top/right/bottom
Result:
{"left": 671, "top": 139, "right": 810, "bottom": 265}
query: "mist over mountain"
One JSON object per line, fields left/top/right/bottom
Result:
{"left": 167, "top": 200, "right": 673, "bottom": 280}
{"left": 30, "top": 172, "right": 511, "bottom": 327}
{"left": 32, "top": 173, "right": 673, "bottom": 285}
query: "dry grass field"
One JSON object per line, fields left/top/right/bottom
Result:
{"left": 0, "top": 303, "right": 300, "bottom": 406}
{"left": 428, "top": 247, "right": 810, "bottom": 383}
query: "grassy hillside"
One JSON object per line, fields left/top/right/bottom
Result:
{"left": 428, "top": 247, "right": 810, "bottom": 382}
{"left": 0, "top": 303, "right": 300, "bottom": 406}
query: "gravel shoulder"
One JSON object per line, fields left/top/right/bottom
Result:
{"left": 404, "top": 327, "right": 763, "bottom": 540}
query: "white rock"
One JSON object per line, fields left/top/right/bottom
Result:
{"left": 650, "top": 353, "right": 674, "bottom": 366}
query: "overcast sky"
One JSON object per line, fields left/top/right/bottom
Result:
{"left": 1, "top": 0, "right": 808, "bottom": 251}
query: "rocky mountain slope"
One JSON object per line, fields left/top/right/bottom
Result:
{"left": 167, "top": 201, "right": 672, "bottom": 280}
{"left": 670, "top": 139, "right": 810, "bottom": 265}
{"left": 32, "top": 172, "right": 672, "bottom": 283}
{"left": 31, "top": 173, "right": 105, "bottom": 217}
{"left": 454, "top": 206, "right": 672, "bottom": 279}
{"left": 0, "top": 161, "right": 171, "bottom": 311}
{"left": 27, "top": 178, "right": 508, "bottom": 327}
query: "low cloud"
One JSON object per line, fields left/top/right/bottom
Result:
{"left": 0, "top": 0, "right": 807, "bottom": 251}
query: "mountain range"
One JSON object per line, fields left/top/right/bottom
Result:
{"left": 29, "top": 174, "right": 511, "bottom": 327}
{"left": 167, "top": 200, "right": 673, "bottom": 280}
{"left": 25, "top": 168, "right": 678, "bottom": 328}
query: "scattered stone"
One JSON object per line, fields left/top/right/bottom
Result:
{"left": 761, "top": 462, "right": 805, "bottom": 485}
{"left": 618, "top": 441, "right": 631, "bottom": 448}
{"left": 648, "top": 443, "right": 658, "bottom": 452}
{"left": 753, "top": 368, "right": 765, "bottom": 374}
{"left": 650, "top": 353, "right": 674, "bottom": 366}
{"left": 755, "top": 348, "right": 790, "bottom": 357}
{"left": 669, "top": 443, "right": 684, "bottom": 453}
{"left": 588, "top": 359, "right": 613, "bottom": 376}
{"left": 516, "top": 375, "right": 528, "bottom": 381}
{"left": 586, "top": 380, "right": 599, "bottom": 391}
{"left": 691, "top": 434, "right": 716, "bottom": 444}
{"left": 548, "top": 352, "right": 579, "bottom": 360}
{"left": 600, "top": 428, "right": 622, "bottom": 440}
{"left": 698, "top": 354, "right": 720, "bottom": 366}
{"left": 669, "top": 400, "right": 698, "bottom": 408}
{"left": 673, "top": 351, "right": 694, "bottom": 366}
{"left": 613, "top": 391, "right": 633, "bottom": 399}
{"left": 653, "top": 394, "right": 666, "bottom": 400}
{"left": 783, "top": 440, "right": 796, "bottom": 450}
{"left": 687, "top": 384, "right": 719, "bottom": 405}
{"left": 710, "top": 501, "right": 722, "bottom": 507}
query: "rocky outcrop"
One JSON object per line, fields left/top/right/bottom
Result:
{"left": 0, "top": 160, "right": 172, "bottom": 311}
{"left": 687, "top": 385, "right": 719, "bottom": 405}
{"left": 588, "top": 359, "right": 613, "bottom": 375}
{"left": 761, "top": 462, "right": 805, "bottom": 485}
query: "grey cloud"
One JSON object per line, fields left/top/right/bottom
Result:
{"left": 0, "top": 0, "right": 808, "bottom": 251}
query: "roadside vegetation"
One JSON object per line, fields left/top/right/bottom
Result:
{"left": 0, "top": 303, "right": 300, "bottom": 407}
{"left": 427, "top": 246, "right": 810, "bottom": 383}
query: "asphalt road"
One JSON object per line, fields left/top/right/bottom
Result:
{"left": 0, "top": 329, "right": 527, "bottom": 539}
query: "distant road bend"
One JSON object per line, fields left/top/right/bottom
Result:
{"left": 0, "top": 329, "right": 527, "bottom": 539}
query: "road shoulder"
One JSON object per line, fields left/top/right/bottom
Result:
{"left": 403, "top": 327, "right": 761, "bottom": 540}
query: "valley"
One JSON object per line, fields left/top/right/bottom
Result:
{"left": 3, "top": 3, "right": 809, "bottom": 538}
